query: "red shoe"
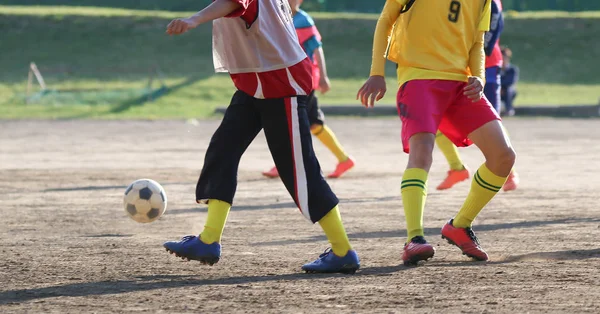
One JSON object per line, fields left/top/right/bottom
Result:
{"left": 441, "top": 220, "right": 488, "bottom": 261}
{"left": 327, "top": 156, "right": 355, "bottom": 179}
{"left": 503, "top": 171, "right": 519, "bottom": 192}
{"left": 436, "top": 167, "right": 470, "bottom": 190}
{"left": 402, "top": 236, "right": 436, "bottom": 266}
{"left": 262, "top": 166, "right": 279, "bottom": 178}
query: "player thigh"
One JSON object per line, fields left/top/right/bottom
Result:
{"left": 196, "top": 91, "right": 263, "bottom": 204}
{"left": 397, "top": 80, "right": 452, "bottom": 153}
{"left": 441, "top": 92, "right": 501, "bottom": 148}
{"left": 258, "top": 96, "right": 338, "bottom": 223}
{"left": 306, "top": 91, "right": 325, "bottom": 127}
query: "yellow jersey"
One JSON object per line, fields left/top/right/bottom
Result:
{"left": 370, "top": 0, "right": 492, "bottom": 86}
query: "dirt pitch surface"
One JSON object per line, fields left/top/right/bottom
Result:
{"left": 1, "top": 118, "right": 600, "bottom": 313}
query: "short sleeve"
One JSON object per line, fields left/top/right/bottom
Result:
{"left": 224, "top": 0, "right": 252, "bottom": 18}
{"left": 302, "top": 36, "right": 322, "bottom": 59}
{"left": 478, "top": 0, "right": 492, "bottom": 31}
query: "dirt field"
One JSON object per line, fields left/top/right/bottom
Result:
{"left": 1, "top": 117, "right": 599, "bottom": 313}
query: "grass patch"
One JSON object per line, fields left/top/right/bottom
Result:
{"left": 1, "top": 6, "right": 599, "bottom": 119}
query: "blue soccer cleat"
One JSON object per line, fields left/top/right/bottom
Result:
{"left": 302, "top": 248, "right": 360, "bottom": 274}
{"left": 163, "top": 235, "right": 221, "bottom": 265}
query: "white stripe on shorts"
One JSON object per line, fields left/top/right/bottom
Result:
{"left": 290, "top": 97, "right": 310, "bottom": 221}
{"left": 286, "top": 68, "right": 308, "bottom": 96}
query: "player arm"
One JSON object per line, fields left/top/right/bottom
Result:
{"left": 469, "top": 32, "right": 486, "bottom": 83}
{"left": 484, "top": 2, "right": 503, "bottom": 56}
{"left": 186, "top": 0, "right": 246, "bottom": 26}
{"left": 369, "top": 0, "right": 403, "bottom": 77}
{"left": 314, "top": 47, "right": 329, "bottom": 79}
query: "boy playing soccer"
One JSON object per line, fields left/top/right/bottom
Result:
{"left": 358, "top": 0, "right": 516, "bottom": 265}
{"left": 163, "top": 0, "right": 360, "bottom": 274}
{"left": 435, "top": 0, "right": 519, "bottom": 192}
{"left": 262, "top": 0, "right": 355, "bottom": 179}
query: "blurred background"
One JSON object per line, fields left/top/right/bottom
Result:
{"left": 5, "top": 0, "right": 600, "bottom": 12}
{"left": 1, "top": 0, "right": 598, "bottom": 119}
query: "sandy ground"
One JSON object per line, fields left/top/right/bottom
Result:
{"left": 1, "top": 117, "right": 600, "bottom": 313}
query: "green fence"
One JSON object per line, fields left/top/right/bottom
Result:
{"left": 4, "top": 0, "right": 600, "bottom": 12}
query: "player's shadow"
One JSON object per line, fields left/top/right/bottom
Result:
{"left": 109, "top": 75, "right": 204, "bottom": 114}
{"left": 0, "top": 265, "right": 406, "bottom": 304}
{"left": 430, "top": 248, "right": 600, "bottom": 268}
{"left": 251, "top": 217, "right": 600, "bottom": 246}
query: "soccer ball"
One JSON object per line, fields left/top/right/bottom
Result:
{"left": 123, "top": 179, "right": 167, "bottom": 223}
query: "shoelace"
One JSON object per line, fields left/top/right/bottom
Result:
{"left": 180, "top": 235, "right": 196, "bottom": 242}
{"left": 411, "top": 236, "right": 427, "bottom": 244}
{"left": 318, "top": 248, "right": 333, "bottom": 259}
{"left": 465, "top": 228, "right": 481, "bottom": 246}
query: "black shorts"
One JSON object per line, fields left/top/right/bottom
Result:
{"left": 195, "top": 90, "right": 338, "bottom": 223}
{"left": 306, "top": 91, "right": 325, "bottom": 126}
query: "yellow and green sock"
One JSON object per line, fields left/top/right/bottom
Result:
{"left": 401, "top": 168, "right": 428, "bottom": 241}
{"left": 312, "top": 125, "right": 349, "bottom": 163}
{"left": 453, "top": 164, "right": 508, "bottom": 228}
{"left": 199, "top": 199, "right": 231, "bottom": 244}
{"left": 318, "top": 206, "right": 352, "bottom": 257}
{"left": 435, "top": 130, "right": 464, "bottom": 171}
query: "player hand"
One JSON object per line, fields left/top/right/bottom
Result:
{"left": 319, "top": 76, "right": 331, "bottom": 94}
{"left": 166, "top": 18, "right": 197, "bottom": 35}
{"left": 357, "top": 75, "right": 386, "bottom": 108}
{"left": 464, "top": 76, "right": 484, "bottom": 102}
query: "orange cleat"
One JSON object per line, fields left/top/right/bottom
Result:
{"left": 436, "top": 167, "right": 470, "bottom": 190}
{"left": 262, "top": 166, "right": 279, "bottom": 178}
{"left": 402, "top": 236, "right": 436, "bottom": 266}
{"left": 503, "top": 171, "right": 519, "bottom": 192}
{"left": 441, "top": 220, "right": 488, "bottom": 261}
{"left": 327, "top": 156, "right": 355, "bottom": 179}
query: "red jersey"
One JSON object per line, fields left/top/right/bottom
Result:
{"left": 212, "top": 0, "right": 313, "bottom": 98}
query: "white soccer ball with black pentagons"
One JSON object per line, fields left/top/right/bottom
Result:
{"left": 123, "top": 179, "right": 167, "bottom": 223}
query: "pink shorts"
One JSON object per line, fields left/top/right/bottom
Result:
{"left": 397, "top": 79, "right": 500, "bottom": 153}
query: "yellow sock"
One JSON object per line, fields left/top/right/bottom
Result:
{"left": 435, "top": 130, "right": 464, "bottom": 171}
{"left": 312, "top": 125, "right": 348, "bottom": 163}
{"left": 401, "top": 168, "right": 428, "bottom": 241}
{"left": 453, "top": 164, "right": 508, "bottom": 228}
{"left": 318, "top": 206, "right": 352, "bottom": 257}
{"left": 199, "top": 199, "right": 231, "bottom": 244}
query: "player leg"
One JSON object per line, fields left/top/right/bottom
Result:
{"left": 486, "top": 67, "right": 519, "bottom": 192}
{"left": 435, "top": 130, "right": 470, "bottom": 190}
{"left": 439, "top": 89, "right": 515, "bottom": 261}
{"left": 397, "top": 80, "right": 455, "bottom": 265}
{"left": 258, "top": 95, "right": 359, "bottom": 273}
{"left": 164, "top": 91, "right": 262, "bottom": 264}
{"left": 503, "top": 87, "right": 516, "bottom": 116}
{"left": 306, "top": 92, "right": 355, "bottom": 178}
{"left": 484, "top": 66, "right": 502, "bottom": 114}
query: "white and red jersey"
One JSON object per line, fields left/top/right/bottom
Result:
{"left": 212, "top": 0, "right": 313, "bottom": 99}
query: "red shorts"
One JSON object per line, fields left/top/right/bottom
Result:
{"left": 397, "top": 79, "right": 500, "bottom": 153}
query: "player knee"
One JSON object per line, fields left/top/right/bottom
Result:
{"left": 407, "top": 134, "right": 435, "bottom": 171}
{"left": 491, "top": 146, "right": 516, "bottom": 175}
